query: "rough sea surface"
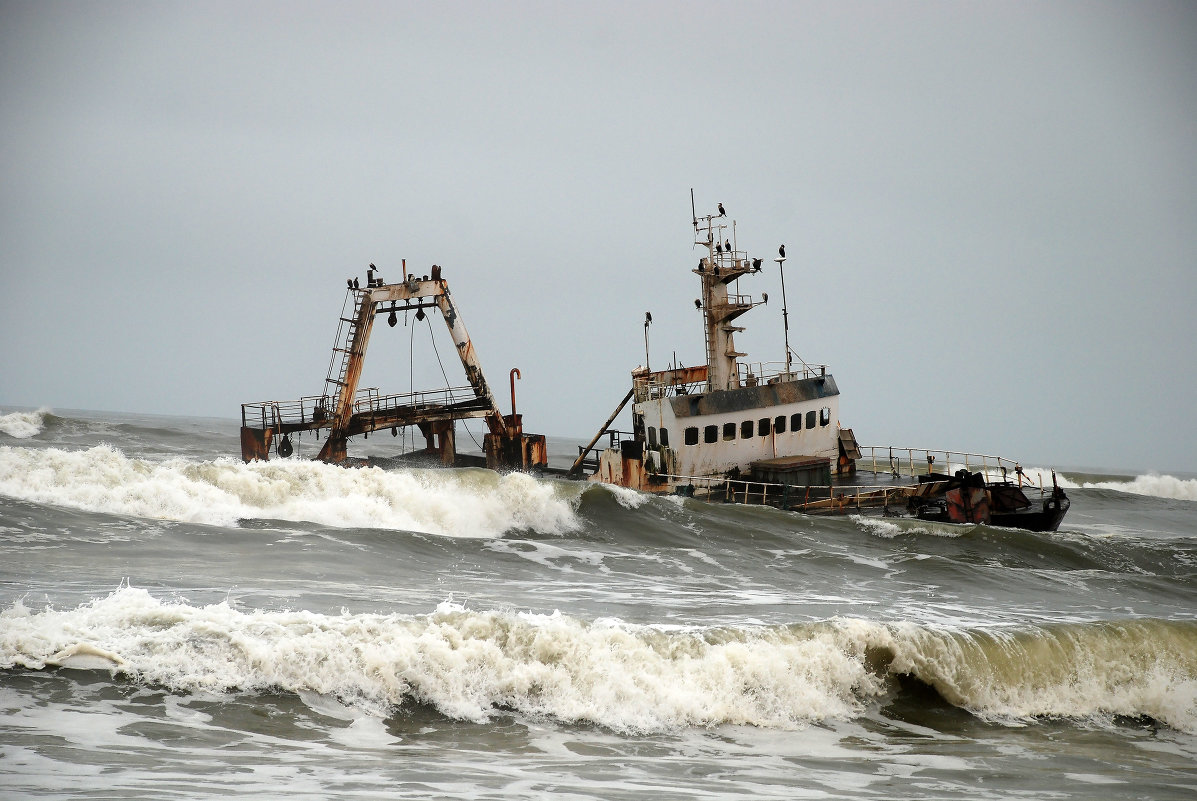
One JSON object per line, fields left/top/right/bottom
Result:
{"left": 2, "top": 407, "right": 1195, "bottom": 799}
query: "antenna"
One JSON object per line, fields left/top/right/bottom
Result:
{"left": 690, "top": 188, "right": 697, "bottom": 228}
{"left": 643, "top": 312, "right": 653, "bottom": 372}
{"left": 776, "top": 249, "right": 792, "bottom": 375}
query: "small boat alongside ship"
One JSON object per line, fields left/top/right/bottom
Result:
{"left": 238, "top": 194, "right": 1069, "bottom": 532}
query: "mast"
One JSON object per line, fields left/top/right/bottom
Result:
{"left": 692, "top": 194, "right": 755, "bottom": 391}
{"left": 776, "top": 251, "right": 791, "bottom": 376}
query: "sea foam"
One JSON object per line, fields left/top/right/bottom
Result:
{"left": 0, "top": 444, "right": 579, "bottom": 538}
{"left": 0, "top": 408, "right": 49, "bottom": 439}
{"left": 3, "top": 588, "right": 1194, "bottom": 734}
{"left": 1055, "top": 472, "right": 1197, "bottom": 502}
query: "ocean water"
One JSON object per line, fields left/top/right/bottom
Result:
{"left": 1, "top": 406, "right": 1195, "bottom": 800}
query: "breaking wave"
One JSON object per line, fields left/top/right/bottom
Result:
{"left": 0, "top": 408, "right": 49, "bottom": 439}
{"left": 3, "top": 588, "right": 1194, "bottom": 733}
{"left": 1056, "top": 472, "right": 1197, "bottom": 503}
{"left": 0, "top": 444, "right": 579, "bottom": 538}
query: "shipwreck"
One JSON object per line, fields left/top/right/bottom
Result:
{"left": 239, "top": 196, "right": 1069, "bottom": 532}
{"left": 239, "top": 262, "right": 545, "bottom": 472}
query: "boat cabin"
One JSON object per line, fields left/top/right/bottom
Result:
{"left": 582, "top": 195, "right": 850, "bottom": 491}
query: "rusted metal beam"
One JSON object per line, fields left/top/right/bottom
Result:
{"left": 434, "top": 289, "right": 507, "bottom": 437}
{"left": 568, "top": 388, "right": 635, "bottom": 476}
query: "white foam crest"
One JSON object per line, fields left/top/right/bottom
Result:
{"left": 886, "top": 620, "right": 1197, "bottom": 733}
{"left": 850, "top": 515, "right": 963, "bottom": 539}
{"left": 0, "top": 408, "right": 49, "bottom": 439}
{"left": 0, "top": 444, "right": 578, "bottom": 538}
{"left": 0, "top": 589, "right": 891, "bottom": 733}
{"left": 600, "top": 483, "right": 651, "bottom": 509}
{"left": 1054, "top": 471, "right": 1197, "bottom": 502}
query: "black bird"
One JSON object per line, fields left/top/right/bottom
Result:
{"left": 718, "top": 203, "right": 726, "bottom": 216}
{"left": 752, "top": 257, "right": 762, "bottom": 270}
{"left": 779, "top": 244, "right": 786, "bottom": 258}
{"left": 347, "top": 279, "right": 353, "bottom": 288}
{"left": 716, "top": 242, "right": 722, "bottom": 253}
{"left": 695, "top": 299, "right": 702, "bottom": 309}
{"left": 645, "top": 312, "right": 652, "bottom": 324}
{"left": 725, "top": 239, "right": 731, "bottom": 252}
{"left": 353, "top": 277, "right": 359, "bottom": 289}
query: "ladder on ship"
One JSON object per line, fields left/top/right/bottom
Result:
{"left": 322, "top": 288, "right": 367, "bottom": 417}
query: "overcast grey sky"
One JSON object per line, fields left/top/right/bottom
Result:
{"left": 1, "top": 1, "right": 1194, "bottom": 472}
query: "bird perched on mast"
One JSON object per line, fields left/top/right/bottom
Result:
{"left": 718, "top": 202, "right": 726, "bottom": 217}
{"left": 778, "top": 244, "right": 786, "bottom": 259}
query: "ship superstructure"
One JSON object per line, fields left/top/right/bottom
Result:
{"left": 574, "top": 195, "right": 856, "bottom": 491}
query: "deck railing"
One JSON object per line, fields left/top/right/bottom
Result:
{"left": 574, "top": 430, "right": 636, "bottom": 471}
{"left": 351, "top": 385, "right": 480, "bottom": 417}
{"left": 241, "top": 394, "right": 334, "bottom": 430}
{"left": 855, "top": 446, "right": 1040, "bottom": 489}
{"left": 242, "top": 385, "right": 487, "bottom": 431}
{"left": 633, "top": 376, "right": 707, "bottom": 402}
{"left": 654, "top": 445, "right": 1051, "bottom": 512}
{"left": 656, "top": 472, "right": 911, "bottom": 513}
{"left": 737, "top": 360, "right": 829, "bottom": 387}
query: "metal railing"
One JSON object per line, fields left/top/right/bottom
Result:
{"left": 655, "top": 443, "right": 1052, "bottom": 512}
{"left": 633, "top": 375, "right": 707, "bottom": 402}
{"left": 575, "top": 430, "right": 635, "bottom": 470}
{"left": 351, "top": 385, "right": 480, "bottom": 417}
{"left": 241, "top": 394, "right": 334, "bottom": 430}
{"left": 657, "top": 472, "right": 912, "bottom": 513}
{"left": 242, "top": 385, "right": 491, "bottom": 433}
{"left": 856, "top": 445, "right": 1041, "bottom": 489}
{"left": 724, "top": 292, "right": 755, "bottom": 307}
{"left": 737, "top": 360, "right": 829, "bottom": 387}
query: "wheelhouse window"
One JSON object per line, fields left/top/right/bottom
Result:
{"left": 647, "top": 427, "right": 658, "bottom": 448}
{"left": 660, "top": 428, "right": 669, "bottom": 446}
{"left": 685, "top": 426, "right": 699, "bottom": 446}
{"left": 741, "top": 420, "right": 753, "bottom": 439}
{"left": 758, "top": 417, "right": 771, "bottom": 436}
{"left": 806, "top": 410, "right": 817, "bottom": 429}
{"left": 791, "top": 413, "right": 802, "bottom": 431}
{"left": 820, "top": 406, "right": 831, "bottom": 427}
{"left": 704, "top": 424, "right": 718, "bottom": 443}
{"left": 722, "top": 422, "right": 736, "bottom": 441}
{"left": 774, "top": 415, "right": 786, "bottom": 434}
